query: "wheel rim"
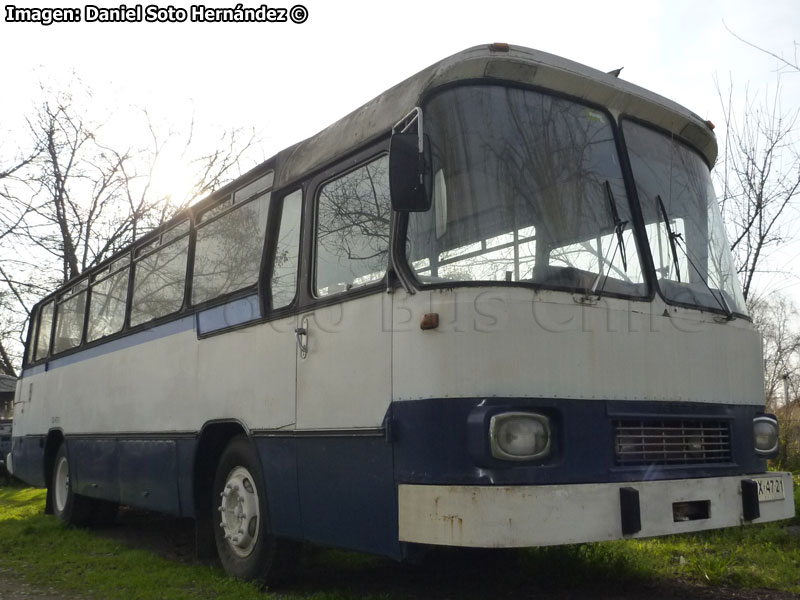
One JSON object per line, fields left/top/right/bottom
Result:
{"left": 54, "top": 455, "right": 69, "bottom": 513}
{"left": 218, "top": 466, "right": 260, "bottom": 557}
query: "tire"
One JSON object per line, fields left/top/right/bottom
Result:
{"left": 51, "top": 442, "right": 93, "bottom": 526}
{"left": 212, "top": 435, "right": 295, "bottom": 585}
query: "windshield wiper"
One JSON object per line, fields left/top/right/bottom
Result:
{"left": 606, "top": 180, "right": 628, "bottom": 273}
{"left": 654, "top": 195, "right": 734, "bottom": 320}
{"left": 589, "top": 181, "right": 629, "bottom": 295}
{"left": 656, "top": 195, "right": 682, "bottom": 283}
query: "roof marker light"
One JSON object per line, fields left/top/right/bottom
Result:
{"left": 490, "top": 43, "right": 510, "bottom": 52}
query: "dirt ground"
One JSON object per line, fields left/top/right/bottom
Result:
{"left": 0, "top": 509, "right": 797, "bottom": 599}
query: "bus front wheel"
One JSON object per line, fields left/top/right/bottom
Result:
{"left": 51, "top": 443, "right": 93, "bottom": 526}
{"left": 212, "top": 435, "right": 293, "bottom": 585}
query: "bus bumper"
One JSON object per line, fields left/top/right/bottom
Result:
{"left": 398, "top": 473, "right": 795, "bottom": 547}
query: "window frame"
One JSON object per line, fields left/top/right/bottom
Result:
{"left": 190, "top": 188, "right": 272, "bottom": 309}
{"left": 129, "top": 218, "right": 192, "bottom": 329}
{"left": 261, "top": 187, "right": 304, "bottom": 315}
{"left": 618, "top": 115, "right": 749, "bottom": 320}
{"left": 86, "top": 253, "right": 132, "bottom": 343}
{"left": 31, "top": 300, "right": 56, "bottom": 363}
{"left": 25, "top": 305, "right": 40, "bottom": 366}
{"left": 51, "top": 278, "right": 89, "bottom": 356}
{"left": 310, "top": 151, "right": 393, "bottom": 302}
{"left": 20, "top": 171, "right": 284, "bottom": 362}
{"left": 396, "top": 81, "right": 655, "bottom": 303}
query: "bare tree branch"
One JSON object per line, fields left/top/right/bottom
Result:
{"left": 0, "top": 80, "right": 260, "bottom": 374}
{"left": 724, "top": 22, "right": 800, "bottom": 74}
{"left": 714, "top": 74, "right": 800, "bottom": 300}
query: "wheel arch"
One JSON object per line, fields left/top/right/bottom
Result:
{"left": 43, "top": 428, "right": 64, "bottom": 515}
{"left": 192, "top": 419, "right": 252, "bottom": 559}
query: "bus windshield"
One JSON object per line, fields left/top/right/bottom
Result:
{"left": 623, "top": 120, "right": 747, "bottom": 316}
{"left": 406, "top": 85, "right": 646, "bottom": 297}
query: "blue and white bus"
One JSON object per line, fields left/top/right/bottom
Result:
{"left": 8, "top": 44, "right": 795, "bottom": 583}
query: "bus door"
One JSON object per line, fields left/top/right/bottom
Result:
{"left": 292, "top": 153, "right": 397, "bottom": 555}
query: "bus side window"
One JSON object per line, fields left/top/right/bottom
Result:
{"left": 130, "top": 221, "right": 190, "bottom": 327}
{"left": 192, "top": 192, "right": 271, "bottom": 305}
{"left": 271, "top": 189, "right": 303, "bottom": 309}
{"left": 315, "top": 155, "right": 391, "bottom": 297}
{"left": 88, "top": 256, "right": 131, "bottom": 342}
{"left": 34, "top": 300, "right": 55, "bottom": 361}
{"left": 53, "top": 282, "right": 88, "bottom": 354}
{"left": 26, "top": 306, "right": 39, "bottom": 364}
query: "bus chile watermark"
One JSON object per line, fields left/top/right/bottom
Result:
{"left": 235, "top": 290, "right": 718, "bottom": 336}
{"left": 4, "top": 4, "right": 309, "bottom": 25}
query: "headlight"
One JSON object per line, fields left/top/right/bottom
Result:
{"left": 489, "top": 412, "right": 551, "bottom": 461}
{"left": 753, "top": 416, "right": 779, "bottom": 456}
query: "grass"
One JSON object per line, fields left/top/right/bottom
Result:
{"left": 552, "top": 472, "right": 800, "bottom": 594}
{"left": 0, "top": 476, "right": 798, "bottom": 599}
{"left": 0, "top": 484, "right": 263, "bottom": 599}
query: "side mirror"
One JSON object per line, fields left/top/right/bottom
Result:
{"left": 389, "top": 108, "right": 432, "bottom": 212}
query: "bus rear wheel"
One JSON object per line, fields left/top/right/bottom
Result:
{"left": 51, "top": 443, "right": 93, "bottom": 526}
{"left": 212, "top": 435, "right": 293, "bottom": 585}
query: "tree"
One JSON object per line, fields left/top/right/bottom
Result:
{"left": 716, "top": 33, "right": 800, "bottom": 464}
{"left": 724, "top": 26, "right": 799, "bottom": 76}
{"left": 0, "top": 83, "right": 259, "bottom": 375}
{"left": 0, "top": 141, "right": 43, "bottom": 376}
{"left": 748, "top": 294, "right": 800, "bottom": 466}
{"left": 749, "top": 294, "right": 800, "bottom": 410}
{"left": 715, "top": 74, "right": 800, "bottom": 301}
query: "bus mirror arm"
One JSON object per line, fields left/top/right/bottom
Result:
{"left": 386, "top": 263, "right": 415, "bottom": 296}
{"left": 387, "top": 220, "right": 416, "bottom": 295}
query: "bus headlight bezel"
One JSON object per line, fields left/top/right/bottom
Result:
{"left": 489, "top": 412, "right": 552, "bottom": 461}
{"left": 753, "top": 415, "right": 779, "bottom": 457}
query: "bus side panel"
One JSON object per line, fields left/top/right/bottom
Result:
{"left": 255, "top": 437, "right": 302, "bottom": 538}
{"left": 176, "top": 438, "right": 196, "bottom": 517}
{"left": 9, "top": 435, "right": 46, "bottom": 487}
{"left": 65, "top": 436, "right": 196, "bottom": 517}
{"left": 72, "top": 438, "right": 120, "bottom": 502}
{"left": 296, "top": 436, "right": 400, "bottom": 558}
{"left": 118, "top": 439, "right": 181, "bottom": 515}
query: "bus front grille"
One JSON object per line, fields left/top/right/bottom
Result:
{"left": 614, "top": 419, "right": 732, "bottom": 466}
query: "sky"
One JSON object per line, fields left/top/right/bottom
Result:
{"left": 1, "top": 0, "right": 799, "bottom": 298}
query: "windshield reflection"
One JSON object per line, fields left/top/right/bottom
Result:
{"left": 623, "top": 121, "right": 747, "bottom": 316}
{"left": 406, "top": 85, "right": 646, "bottom": 298}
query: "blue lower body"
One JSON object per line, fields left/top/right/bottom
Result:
{"left": 9, "top": 397, "right": 766, "bottom": 560}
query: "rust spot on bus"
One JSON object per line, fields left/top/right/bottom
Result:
{"left": 442, "top": 514, "right": 464, "bottom": 537}
{"left": 420, "top": 313, "right": 440, "bottom": 330}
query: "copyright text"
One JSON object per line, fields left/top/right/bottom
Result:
{"left": 4, "top": 4, "right": 310, "bottom": 25}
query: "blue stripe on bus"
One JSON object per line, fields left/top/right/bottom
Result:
{"left": 196, "top": 294, "right": 260, "bottom": 334}
{"left": 20, "top": 294, "right": 263, "bottom": 378}
{"left": 23, "top": 364, "right": 46, "bottom": 377}
{"left": 21, "top": 315, "right": 195, "bottom": 377}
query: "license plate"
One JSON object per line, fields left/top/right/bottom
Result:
{"left": 753, "top": 476, "right": 785, "bottom": 502}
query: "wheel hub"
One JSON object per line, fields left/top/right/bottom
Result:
{"left": 54, "top": 456, "right": 69, "bottom": 513}
{"left": 218, "top": 466, "right": 260, "bottom": 557}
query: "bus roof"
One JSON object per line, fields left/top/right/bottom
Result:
{"left": 27, "top": 44, "right": 719, "bottom": 311}
{"left": 272, "top": 43, "right": 718, "bottom": 189}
